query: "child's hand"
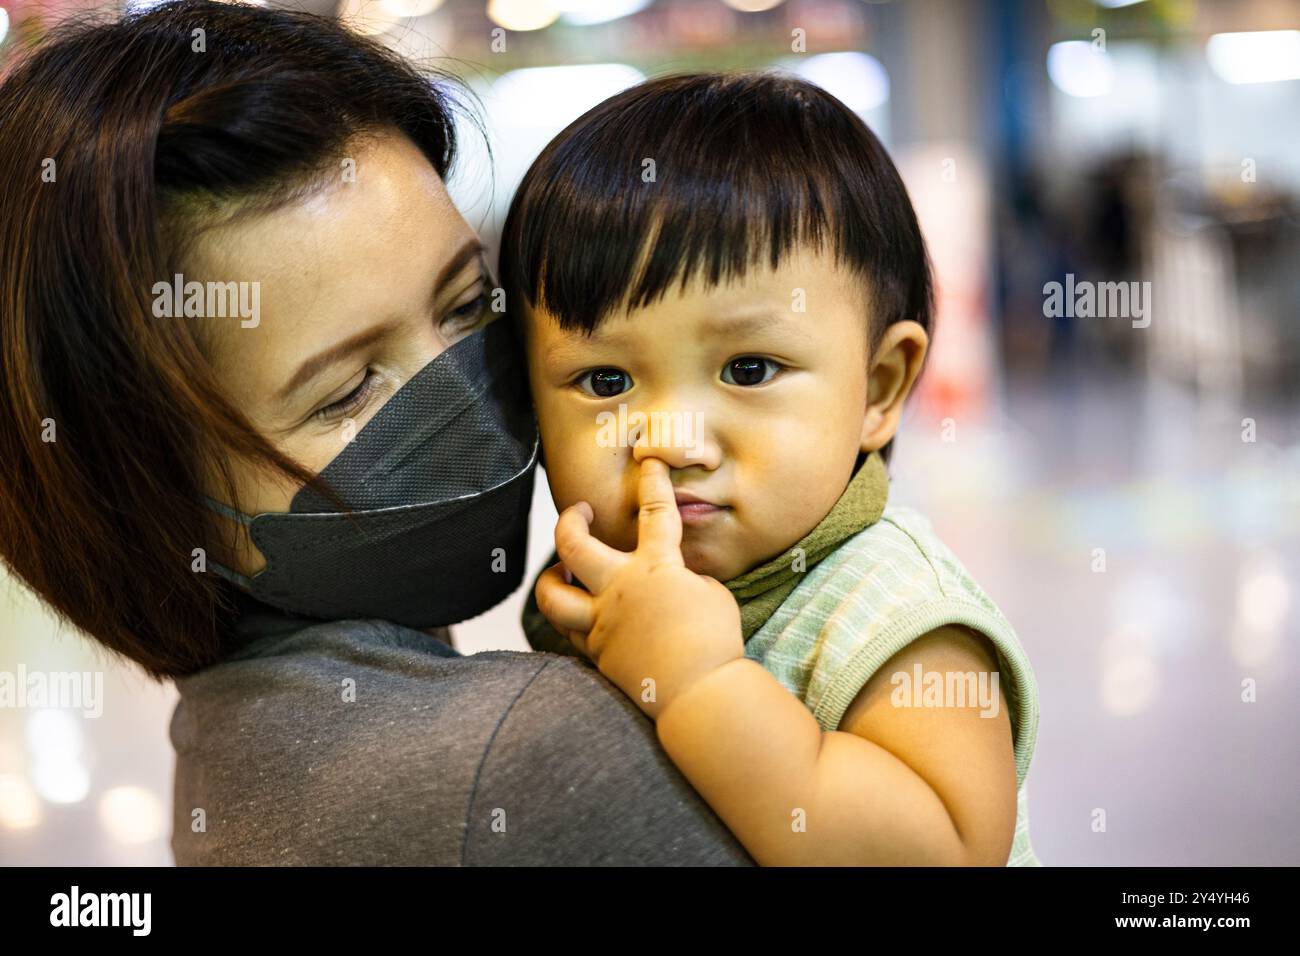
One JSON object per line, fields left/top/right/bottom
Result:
{"left": 533, "top": 457, "right": 743, "bottom": 720}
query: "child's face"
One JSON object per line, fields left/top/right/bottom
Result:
{"left": 524, "top": 247, "right": 882, "bottom": 581}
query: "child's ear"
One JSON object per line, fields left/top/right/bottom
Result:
{"left": 860, "top": 320, "right": 929, "bottom": 453}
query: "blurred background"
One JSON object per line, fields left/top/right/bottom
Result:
{"left": 1, "top": 0, "right": 1296, "bottom": 866}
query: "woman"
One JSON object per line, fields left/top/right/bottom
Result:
{"left": 0, "top": 1, "right": 751, "bottom": 865}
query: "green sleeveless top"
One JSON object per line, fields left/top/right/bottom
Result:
{"left": 742, "top": 504, "right": 1042, "bottom": 866}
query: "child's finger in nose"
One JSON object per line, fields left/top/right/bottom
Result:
{"left": 635, "top": 457, "right": 684, "bottom": 562}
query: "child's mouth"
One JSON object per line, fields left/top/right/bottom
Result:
{"left": 674, "top": 492, "right": 726, "bottom": 525}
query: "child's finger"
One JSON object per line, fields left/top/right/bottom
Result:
{"left": 534, "top": 563, "right": 596, "bottom": 635}
{"left": 553, "top": 503, "right": 625, "bottom": 594}
{"left": 635, "top": 457, "right": 684, "bottom": 563}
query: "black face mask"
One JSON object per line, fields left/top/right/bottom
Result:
{"left": 203, "top": 319, "right": 539, "bottom": 628}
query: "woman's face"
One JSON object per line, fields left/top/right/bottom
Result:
{"left": 195, "top": 130, "right": 493, "bottom": 577}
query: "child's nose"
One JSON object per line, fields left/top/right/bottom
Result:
{"left": 629, "top": 409, "right": 721, "bottom": 470}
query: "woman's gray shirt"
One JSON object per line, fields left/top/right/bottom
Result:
{"left": 169, "top": 596, "right": 753, "bottom": 866}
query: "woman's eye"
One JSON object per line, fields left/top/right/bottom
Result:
{"left": 315, "top": 370, "right": 378, "bottom": 422}
{"left": 721, "top": 356, "right": 780, "bottom": 387}
{"left": 441, "top": 289, "right": 489, "bottom": 335}
{"left": 576, "top": 368, "right": 633, "bottom": 398}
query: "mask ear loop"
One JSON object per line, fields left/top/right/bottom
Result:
{"left": 202, "top": 496, "right": 254, "bottom": 527}
{"left": 200, "top": 496, "right": 256, "bottom": 590}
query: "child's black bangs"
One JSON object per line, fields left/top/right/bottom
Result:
{"left": 502, "top": 71, "right": 927, "bottom": 337}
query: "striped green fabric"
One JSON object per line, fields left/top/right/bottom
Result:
{"left": 744, "top": 504, "right": 1042, "bottom": 867}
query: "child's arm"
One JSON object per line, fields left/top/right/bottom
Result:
{"left": 653, "top": 626, "right": 1016, "bottom": 866}
{"left": 535, "top": 458, "right": 1017, "bottom": 867}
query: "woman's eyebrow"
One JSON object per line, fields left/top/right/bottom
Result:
{"left": 274, "top": 321, "right": 397, "bottom": 409}
{"left": 429, "top": 237, "right": 487, "bottom": 305}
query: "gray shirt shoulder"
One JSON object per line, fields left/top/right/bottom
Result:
{"left": 170, "top": 613, "right": 751, "bottom": 866}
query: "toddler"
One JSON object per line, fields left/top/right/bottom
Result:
{"left": 500, "top": 72, "right": 1040, "bottom": 866}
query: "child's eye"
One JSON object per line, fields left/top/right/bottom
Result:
{"left": 576, "top": 367, "right": 633, "bottom": 398}
{"left": 721, "top": 357, "right": 780, "bottom": 387}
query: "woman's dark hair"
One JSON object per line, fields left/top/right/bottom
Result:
{"left": 498, "top": 70, "right": 935, "bottom": 462}
{"left": 0, "top": 0, "right": 464, "bottom": 678}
